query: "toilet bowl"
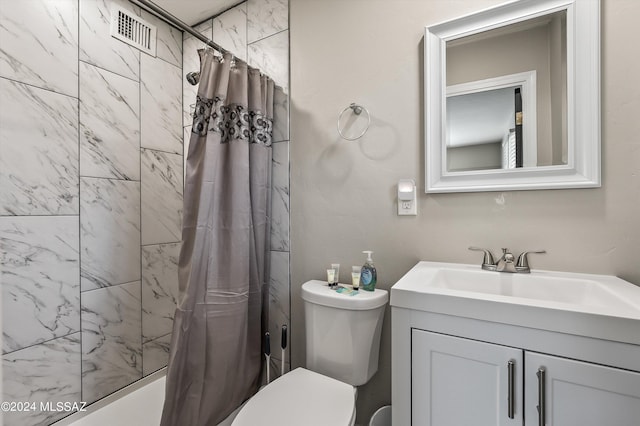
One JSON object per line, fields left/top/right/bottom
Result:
{"left": 231, "top": 280, "right": 388, "bottom": 426}
{"left": 231, "top": 368, "right": 356, "bottom": 426}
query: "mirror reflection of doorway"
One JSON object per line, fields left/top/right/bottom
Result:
{"left": 502, "top": 87, "right": 523, "bottom": 169}
{"left": 515, "top": 87, "right": 523, "bottom": 168}
{"left": 445, "top": 71, "right": 536, "bottom": 173}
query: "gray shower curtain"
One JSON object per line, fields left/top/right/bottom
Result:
{"left": 160, "top": 49, "right": 273, "bottom": 426}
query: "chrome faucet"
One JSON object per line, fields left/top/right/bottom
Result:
{"left": 468, "top": 247, "right": 497, "bottom": 271}
{"left": 469, "top": 247, "right": 546, "bottom": 273}
{"left": 496, "top": 248, "right": 517, "bottom": 272}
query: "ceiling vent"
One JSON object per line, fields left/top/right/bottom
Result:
{"left": 110, "top": 5, "right": 157, "bottom": 56}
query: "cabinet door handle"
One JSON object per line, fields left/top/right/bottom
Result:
{"left": 536, "top": 367, "right": 546, "bottom": 426}
{"left": 507, "top": 360, "right": 515, "bottom": 419}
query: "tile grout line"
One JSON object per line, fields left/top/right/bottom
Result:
{"left": 80, "top": 279, "right": 143, "bottom": 294}
{"left": 78, "top": 58, "right": 140, "bottom": 83}
{"left": 139, "top": 49, "right": 144, "bottom": 380}
{"left": 77, "top": 0, "right": 84, "bottom": 405}
{"left": 245, "top": 1, "right": 249, "bottom": 76}
{"left": 140, "top": 146, "right": 184, "bottom": 156}
{"left": 286, "top": 1, "right": 292, "bottom": 372}
{"left": 141, "top": 240, "right": 182, "bottom": 248}
{"left": 2, "top": 331, "right": 82, "bottom": 358}
{"left": 0, "top": 75, "right": 78, "bottom": 100}
{"left": 0, "top": 214, "right": 80, "bottom": 218}
{"left": 6, "top": 48, "right": 183, "bottom": 97}
{"left": 78, "top": 175, "right": 141, "bottom": 183}
{"left": 248, "top": 28, "right": 289, "bottom": 47}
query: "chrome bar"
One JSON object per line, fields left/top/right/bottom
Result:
{"left": 508, "top": 360, "right": 515, "bottom": 419}
{"left": 537, "top": 367, "right": 546, "bottom": 426}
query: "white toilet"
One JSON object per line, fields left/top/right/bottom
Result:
{"left": 232, "top": 280, "right": 388, "bottom": 426}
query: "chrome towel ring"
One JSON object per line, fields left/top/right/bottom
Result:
{"left": 337, "top": 103, "right": 371, "bottom": 140}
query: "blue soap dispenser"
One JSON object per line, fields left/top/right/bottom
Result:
{"left": 361, "top": 250, "right": 377, "bottom": 292}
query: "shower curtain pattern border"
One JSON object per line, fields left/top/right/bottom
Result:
{"left": 191, "top": 95, "right": 216, "bottom": 136}
{"left": 192, "top": 95, "right": 274, "bottom": 146}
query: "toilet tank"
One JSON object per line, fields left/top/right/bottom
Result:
{"left": 301, "top": 280, "right": 388, "bottom": 386}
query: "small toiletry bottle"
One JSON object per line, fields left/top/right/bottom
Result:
{"left": 331, "top": 263, "right": 340, "bottom": 285}
{"left": 351, "top": 266, "right": 361, "bottom": 290}
{"left": 327, "top": 268, "right": 336, "bottom": 288}
{"left": 361, "top": 251, "right": 377, "bottom": 292}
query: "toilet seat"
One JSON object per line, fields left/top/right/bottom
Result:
{"left": 231, "top": 368, "right": 356, "bottom": 426}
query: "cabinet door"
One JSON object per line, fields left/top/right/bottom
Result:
{"left": 412, "top": 329, "right": 523, "bottom": 426}
{"left": 525, "top": 352, "right": 640, "bottom": 426}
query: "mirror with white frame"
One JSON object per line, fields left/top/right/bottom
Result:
{"left": 424, "top": 0, "right": 600, "bottom": 193}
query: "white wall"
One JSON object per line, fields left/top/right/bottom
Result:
{"left": 290, "top": 0, "right": 640, "bottom": 423}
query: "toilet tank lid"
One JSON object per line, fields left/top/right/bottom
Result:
{"left": 302, "top": 280, "right": 388, "bottom": 310}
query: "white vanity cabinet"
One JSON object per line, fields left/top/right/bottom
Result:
{"left": 410, "top": 329, "right": 640, "bottom": 426}
{"left": 524, "top": 352, "right": 640, "bottom": 425}
{"left": 411, "top": 330, "right": 523, "bottom": 426}
{"left": 391, "top": 261, "right": 640, "bottom": 425}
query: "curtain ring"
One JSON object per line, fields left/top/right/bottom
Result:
{"left": 337, "top": 103, "right": 371, "bottom": 141}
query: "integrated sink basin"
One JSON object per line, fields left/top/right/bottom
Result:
{"left": 391, "top": 261, "right": 640, "bottom": 345}
{"left": 429, "top": 266, "right": 639, "bottom": 311}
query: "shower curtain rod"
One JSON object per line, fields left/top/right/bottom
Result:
{"left": 128, "top": 0, "right": 236, "bottom": 59}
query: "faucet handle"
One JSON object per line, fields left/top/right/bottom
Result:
{"left": 516, "top": 250, "right": 546, "bottom": 272}
{"left": 469, "top": 247, "right": 496, "bottom": 270}
{"left": 501, "top": 248, "right": 515, "bottom": 263}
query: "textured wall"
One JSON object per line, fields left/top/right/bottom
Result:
{"left": 290, "top": 0, "right": 640, "bottom": 423}
{"left": 0, "top": 0, "right": 183, "bottom": 424}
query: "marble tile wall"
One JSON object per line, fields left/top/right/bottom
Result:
{"left": 79, "top": 0, "right": 141, "bottom": 81}
{"left": 141, "top": 149, "right": 183, "bottom": 245}
{"left": 1, "top": 0, "right": 183, "bottom": 424}
{"left": 140, "top": 55, "right": 183, "bottom": 154}
{"left": 182, "top": 0, "right": 290, "bottom": 381}
{"left": 141, "top": 242, "right": 181, "bottom": 343}
{"left": 0, "top": 78, "right": 79, "bottom": 216}
{"left": 142, "top": 333, "right": 173, "bottom": 376}
{"left": 79, "top": 61, "right": 140, "bottom": 181}
{"left": 81, "top": 281, "right": 143, "bottom": 403}
{"left": 2, "top": 334, "right": 81, "bottom": 426}
{"left": 0, "top": 0, "right": 79, "bottom": 97}
{"left": 1, "top": 0, "right": 288, "bottom": 423}
{"left": 248, "top": 30, "right": 289, "bottom": 95}
{"left": 141, "top": 10, "right": 183, "bottom": 68}
{"left": 79, "top": 177, "right": 141, "bottom": 291}
{"left": 247, "top": 0, "right": 288, "bottom": 44}
{"left": 213, "top": 3, "right": 248, "bottom": 62}
{"left": 1, "top": 216, "right": 80, "bottom": 354}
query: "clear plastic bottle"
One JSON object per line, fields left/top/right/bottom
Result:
{"left": 361, "top": 251, "right": 377, "bottom": 291}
